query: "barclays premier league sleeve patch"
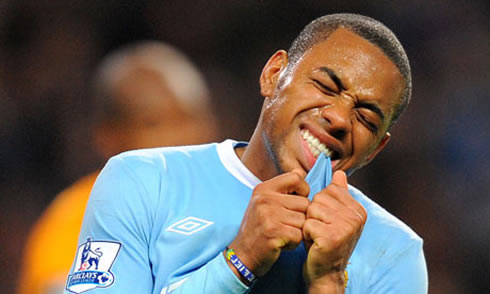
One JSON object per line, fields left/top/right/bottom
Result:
{"left": 66, "top": 237, "right": 122, "bottom": 293}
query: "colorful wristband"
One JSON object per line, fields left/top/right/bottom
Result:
{"left": 225, "top": 248, "right": 257, "bottom": 284}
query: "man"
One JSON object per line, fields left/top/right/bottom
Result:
{"left": 64, "top": 14, "right": 427, "bottom": 294}
{"left": 17, "top": 41, "right": 219, "bottom": 294}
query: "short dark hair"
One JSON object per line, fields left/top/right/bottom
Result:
{"left": 287, "top": 13, "right": 411, "bottom": 127}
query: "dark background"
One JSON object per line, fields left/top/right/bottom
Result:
{"left": 0, "top": 0, "right": 488, "bottom": 293}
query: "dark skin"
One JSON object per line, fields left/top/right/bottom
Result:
{"left": 227, "top": 28, "right": 405, "bottom": 293}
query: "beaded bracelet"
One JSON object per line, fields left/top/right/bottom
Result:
{"left": 225, "top": 248, "right": 257, "bottom": 284}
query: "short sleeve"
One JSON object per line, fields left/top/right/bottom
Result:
{"left": 64, "top": 156, "right": 159, "bottom": 294}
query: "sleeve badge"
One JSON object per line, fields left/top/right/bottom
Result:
{"left": 66, "top": 237, "right": 122, "bottom": 293}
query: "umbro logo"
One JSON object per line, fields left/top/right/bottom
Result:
{"left": 166, "top": 217, "right": 213, "bottom": 235}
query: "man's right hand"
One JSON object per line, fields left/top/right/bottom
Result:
{"left": 227, "top": 169, "right": 310, "bottom": 278}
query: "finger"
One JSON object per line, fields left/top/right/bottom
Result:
{"left": 280, "top": 224, "right": 304, "bottom": 251}
{"left": 331, "top": 170, "right": 348, "bottom": 188}
{"left": 311, "top": 188, "right": 345, "bottom": 211}
{"left": 287, "top": 169, "right": 310, "bottom": 196}
{"left": 329, "top": 171, "right": 366, "bottom": 220}
{"left": 307, "top": 198, "right": 367, "bottom": 230}
{"left": 254, "top": 191, "right": 310, "bottom": 213}
{"left": 255, "top": 170, "right": 309, "bottom": 196}
{"left": 351, "top": 205, "right": 367, "bottom": 225}
{"left": 280, "top": 207, "right": 307, "bottom": 229}
{"left": 302, "top": 218, "right": 325, "bottom": 243}
{"left": 279, "top": 194, "right": 310, "bottom": 213}
{"left": 306, "top": 201, "right": 336, "bottom": 224}
{"left": 317, "top": 184, "right": 367, "bottom": 222}
{"left": 291, "top": 168, "right": 307, "bottom": 178}
{"left": 303, "top": 217, "right": 363, "bottom": 246}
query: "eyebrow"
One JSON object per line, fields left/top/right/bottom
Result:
{"left": 357, "top": 101, "right": 385, "bottom": 121}
{"left": 316, "top": 66, "right": 346, "bottom": 91}
{"left": 315, "top": 66, "right": 385, "bottom": 121}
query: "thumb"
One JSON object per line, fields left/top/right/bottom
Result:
{"left": 331, "top": 170, "right": 348, "bottom": 188}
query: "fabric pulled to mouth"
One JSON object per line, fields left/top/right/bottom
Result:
{"left": 305, "top": 154, "right": 332, "bottom": 200}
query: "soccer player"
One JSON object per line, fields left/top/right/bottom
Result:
{"left": 17, "top": 41, "right": 219, "bottom": 294}
{"left": 64, "top": 14, "right": 427, "bottom": 294}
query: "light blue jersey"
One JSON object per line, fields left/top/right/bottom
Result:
{"left": 65, "top": 140, "right": 427, "bottom": 294}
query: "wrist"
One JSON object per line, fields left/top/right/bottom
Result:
{"left": 223, "top": 248, "right": 257, "bottom": 286}
{"left": 306, "top": 271, "right": 345, "bottom": 294}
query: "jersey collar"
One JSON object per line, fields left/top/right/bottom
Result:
{"left": 217, "top": 139, "right": 261, "bottom": 189}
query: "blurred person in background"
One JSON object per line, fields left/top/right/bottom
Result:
{"left": 17, "top": 40, "right": 219, "bottom": 294}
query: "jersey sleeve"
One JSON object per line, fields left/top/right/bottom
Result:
{"left": 367, "top": 239, "right": 428, "bottom": 294}
{"left": 162, "top": 252, "right": 249, "bottom": 294}
{"left": 64, "top": 156, "right": 157, "bottom": 294}
{"left": 65, "top": 152, "right": 251, "bottom": 294}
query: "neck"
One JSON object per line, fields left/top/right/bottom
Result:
{"left": 234, "top": 145, "right": 246, "bottom": 160}
{"left": 236, "top": 128, "right": 279, "bottom": 182}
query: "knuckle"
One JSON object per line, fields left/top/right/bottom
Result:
{"left": 329, "top": 231, "right": 345, "bottom": 245}
{"left": 253, "top": 182, "right": 268, "bottom": 194}
{"left": 254, "top": 194, "right": 272, "bottom": 206}
{"left": 352, "top": 217, "right": 364, "bottom": 228}
{"left": 298, "top": 197, "right": 311, "bottom": 209}
{"left": 359, "top": 206, "right": 368, "bottom": 220}
{"left": 312, "top": 191, "right": 326, "bottom": 200}
{"left": 304, "top": 186, "right": 311, "bottom": 196}
{"left": 284, "top": 227, "right": 303, "bottom": 246}
{"left": 262, "top": 220, "right": 279, "bottom": 238}
{"left": 346, "top": 219, "right": 360, "bottom": 233}
{"left": 312, "top": 193, "right": 329, "bottom": 206}
{"left": 291, "top": 172, "right": 303, "bottom": 182}
{"left": 351, "top": 204, "right": 367, "bottom": 224}
{"left": 315, "top": 239, "right": 329, "bottom": 250}
{"left": 291, "top": 169, "right": 306, "bottom": 178}
{"left": 295, "top": 213, "right": 306, "bottom": 228}
{"left": 303, "top": 219, "right": 313, "bottom": 232}
{"left": 290, "top": 228, "right": 303, "bottom": 244}
{"left": 306, "top": 203, "right": 318, "bottom": 217}
{"left": 288, "top": 172, "right": 304, "bottom": 187}
{"left": 326, "top": 183, "right": 341, "bottom": 194}
{"left": 298, "top": 212, "right": 307, "bottom": 223}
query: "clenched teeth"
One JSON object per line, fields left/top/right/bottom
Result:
{"left": 301, "top": 129, "right": 333, "bottom": 158}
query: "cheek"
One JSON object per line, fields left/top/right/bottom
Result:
{"left": 351, "top": 126, "right": 378, "bottom": 160}
{"left": 269, "top": 82, "right": 323, "bottom": 120}
{"left": 262, "top": 97, "right": 290, "bottom": 140}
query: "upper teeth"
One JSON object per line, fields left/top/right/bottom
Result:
{"left": 301, "top": 129, "right": 333, "bottom": 158}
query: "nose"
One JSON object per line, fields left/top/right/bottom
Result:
{"left": 320, "top": 98, "right": 353, "bottom": 140}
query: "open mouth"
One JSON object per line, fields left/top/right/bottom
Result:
{"left": 300, "top": 129, "right": 338, "bottom": 159}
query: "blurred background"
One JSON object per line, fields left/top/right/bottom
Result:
{"left": 0, "top": 0, "right": 488, "bottom": 293}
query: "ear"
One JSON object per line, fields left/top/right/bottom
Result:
{"left": 365, "top": 132, "right": 391, "bottom": 164}
{"left": 259, "top": 50, "right": 288, "bottom": 98}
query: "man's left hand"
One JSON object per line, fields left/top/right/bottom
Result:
{"left": 303, "top": 170, "right": 367, "bottom": 292}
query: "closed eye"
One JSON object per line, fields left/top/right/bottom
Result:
{"left": 312, "top": 79, "right": 337, "bottom": 96}
{"left": 356, "top": 101, "right": 385, "bottom": 122}
{"left": 355, "top": 109, "right": 379, "bottom": 133}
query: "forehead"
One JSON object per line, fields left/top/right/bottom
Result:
{"left": 295, "top": 28, "right": 404, "bottom": 112}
